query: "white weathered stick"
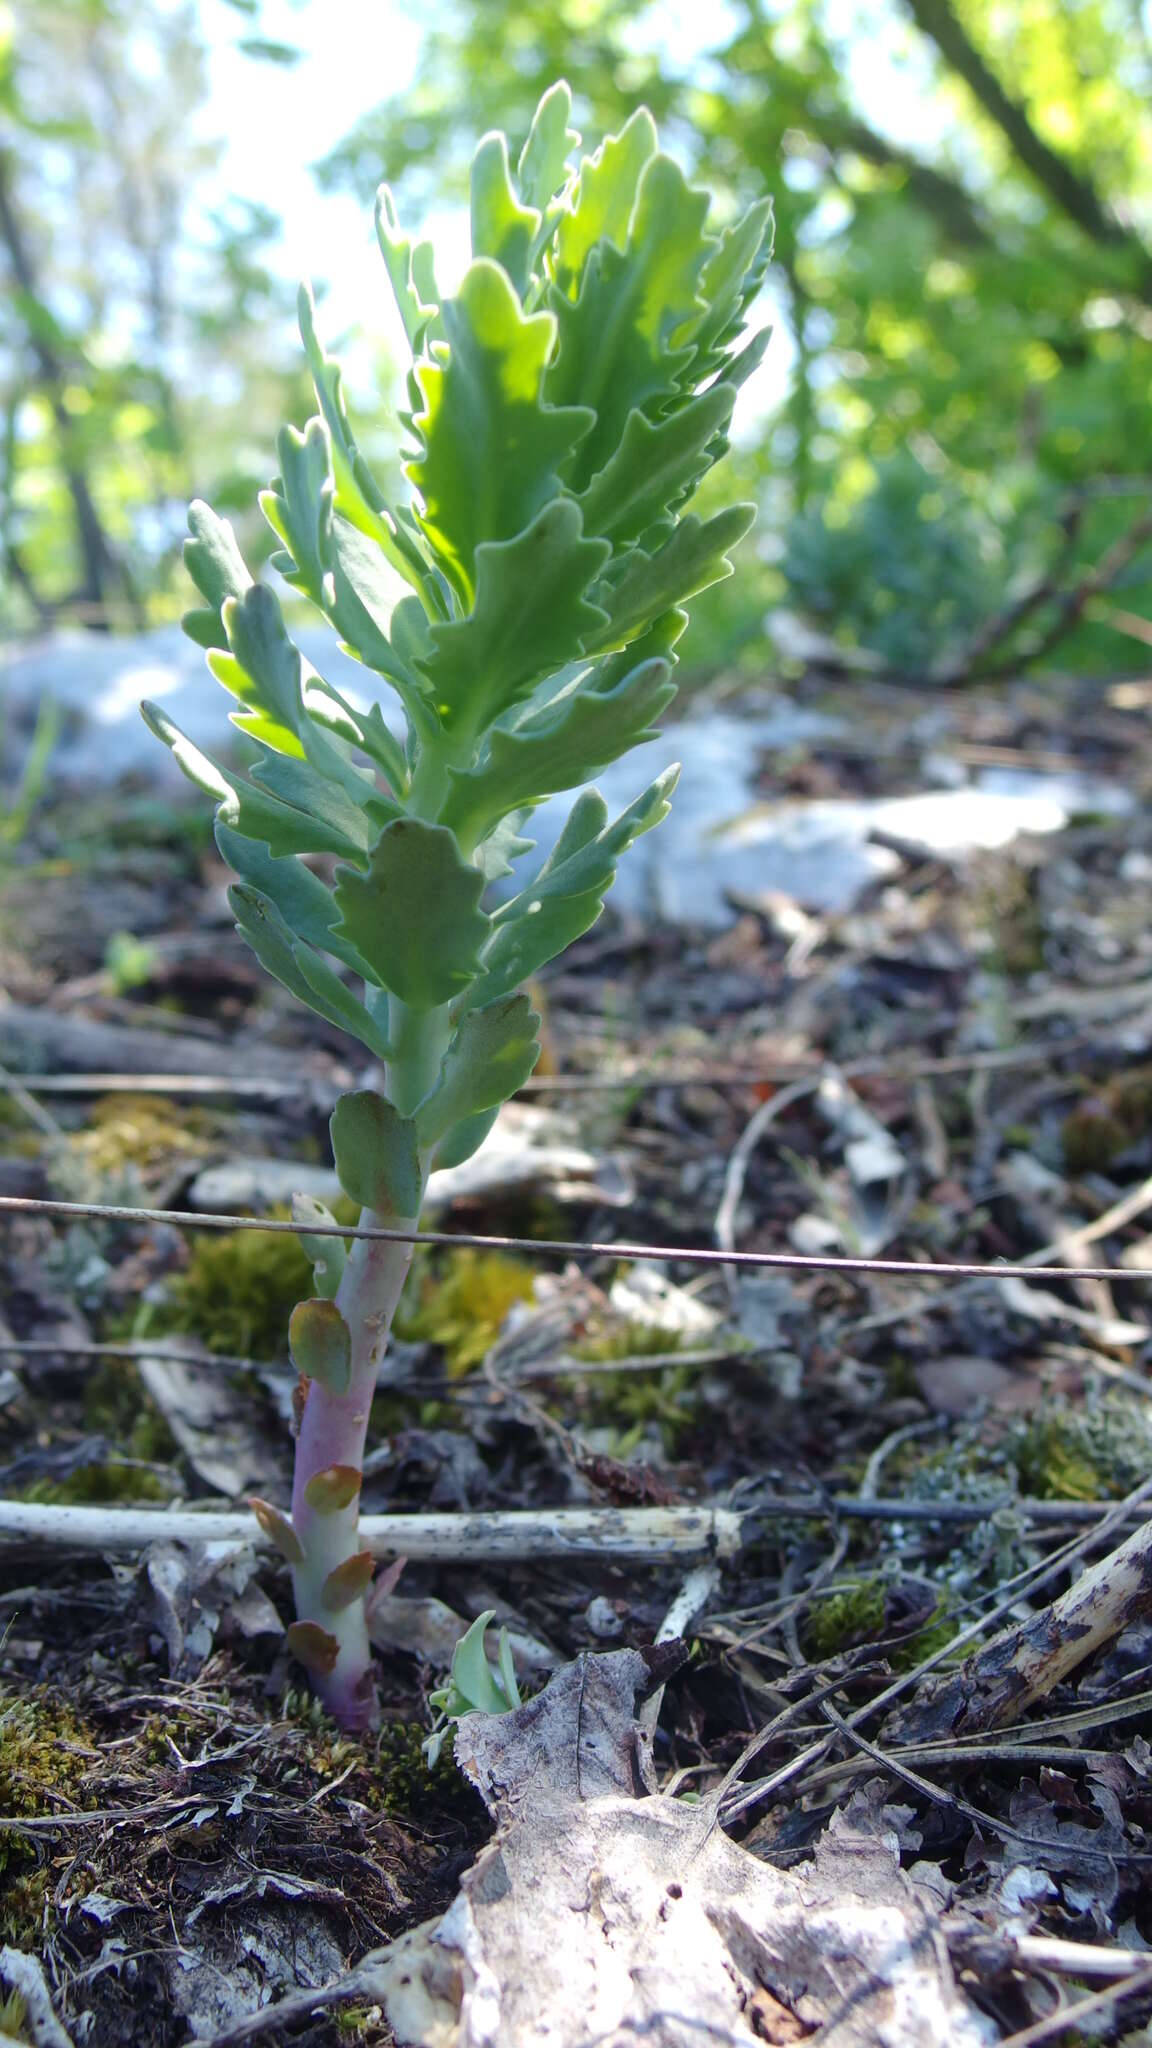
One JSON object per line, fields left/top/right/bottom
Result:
{"left": 0, "top": 1500, "right": 743, "bottom": 1562}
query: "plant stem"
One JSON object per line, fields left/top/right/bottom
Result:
{"left": 286, "top": 999, "right": 450, "bottom": 1729}
{"left": 289, "top": 1209, "right": 420, "bottom": 1729}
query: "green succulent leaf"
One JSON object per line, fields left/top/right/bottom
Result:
{"left": 516, "top": 80, "right": 578, "bottom": 218}
{"left": 330, "top": 1090, "right": 424, "bottom": 1216}
{"left": 292, "top": 1192, "right": 348, "bottom": 1300}
{"left": 476, "top": 768, "right": 679, "bottom": 1004}
{"left": 441, "top": 650, "right": 676, "bottom": 842}
{"left": 248, "top": 750, "right": 381, "bottom": 856}
{"left": 208, "top": 582, "right": 302, "bottom": 737}
{"left": 470, "top": 132, "right": 540, "bottom": 296}
{"left": 408, "top": 258, "right": 594, "bottom": 604}
{"left": 375, "top": 184, "right": 441, "bottom": 353}
{"left": 214, "top": 818, "right": 378, "bottom": 974}
{"left": 289, "top": 1298, "right": 352, "bottom": 1395}
{"left": 418, "top": 993, "right": 541, "bottom": 1147}
{"left": 595, "top": 504, "right": 757, "bottom": 645}
{"left": 430, "top": 1610, "right": 521, "bottom": 1721}
{"left": 298, "top": 281, "right": 433, "bottom": 597}
{"left": 260, "top": 417, "right": 334, "bottom": 605}
{"left": 431, "top": 1104, "right": 500, "bottom": 1171}
{"left": 416, "top": 498, "right": 610, "bottom": 736}
{"left": 547, "top": 149, "right": 715, "bottom": 487}
{"left": 690, "top": 196, "right": 775, "bottom": 375}
{"left": 182, "top": 499, "right": 253, "bottom": 651}
{"left": 334, "top": 818, "right": 490, "bottom": 1009}
{"left": 229, "top": 884, "right": 393, "bottom": 1055}
{"left": 577, "top": 383, "right": 735, "bottom": 548}
{"left": 552, "top": 108, "right": 658, "bottom": 290}
{"left": 324, "top": 520, "right": 442, "bottom": 748}
{"left": 141, "top": 700, "right": 365, "bottom": 860}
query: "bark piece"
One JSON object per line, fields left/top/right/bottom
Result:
{"left": 887, "top": 1513, "right": 1152, "bottom": 1743}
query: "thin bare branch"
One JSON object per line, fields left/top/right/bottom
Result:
{"left": 3, "top": 1189, "right": 1152, "bottom": 1290}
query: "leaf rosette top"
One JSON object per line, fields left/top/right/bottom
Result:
{"left": 144, "top": 80, "right": 770, "bottom": 1165}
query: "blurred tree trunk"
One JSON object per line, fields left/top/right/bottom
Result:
{"left": 0, "top": 145, "right": 142, "bottom": 628}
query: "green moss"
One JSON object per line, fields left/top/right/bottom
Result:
{"left": 374, "top": 1719, "right": 461, "bottom": 1817}
{"left": 892, "top": 1595, "right": 958, "bottom": 1672}
{"left": 0, "top": 1870, "right": 49, "bottom": 1947}
{"left": 881, "top": 1350, "right": 918, "bottom": 1399}
{"left": 802, "top": 1577, "right": 888, "bottom": 1660}
{"left": 584, "top": 1363, "right": 698, "bottom": 1455}
{"left": 19, "top": 1459, "right": 178, "bottom": 1506}
{"left": 1012, "top": 1414, "right": 1103, "bottom": 1502}
{"left": 567, "top": 1317, "right": 698, "bottom": 1455}
{"left": 83, "top": 1357, "right": 178, "bottom": 1463}
{"left": 168, "top": 1214, "right": 313, "bottom": 1358}
{"left": 1001, "top": 1123, "right": 1037, "bottom": 1149}
{"left": 984, "top": 866, "right": 1046, "bottom": 977}
{"left": 334, "top": 2009, "right": 379, "bottom": 2038}
{"left": 1063, "top": 1064, "right": 1152, "bottom": 1174}
{"left": 574, "top": 1316, "right": 686, "bottom": 1365}
{"left": 395, "top": 1248, "right": 536, "bottom": 1376}
{"left": 1063, "top": 1103, "right": 1129, "bottom": 1175}
{"left": 71, "top": 1093, "right": 211, "bottom": 1177}
{"left": 0, "top": 1688, "right": 92, "bottom": 1928}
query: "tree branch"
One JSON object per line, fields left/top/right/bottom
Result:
{"left": 835, "top": 116, "right": 994, "bottom": 248}
{"left": 904, "top": 0, "right": 1152, "bottom": 278}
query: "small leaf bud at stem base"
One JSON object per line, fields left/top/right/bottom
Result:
{"left": 248, "top": 1496, "right": 305, "bottom": 1564}
{"left": 286, "top": 1620, "right": 341, "bottom": 1676}
{"left": 323, "top": 1551, "right": 376, "bottom": 1611}
{"left": 303, "top": 1463, "right": 362, "bottom": 1514}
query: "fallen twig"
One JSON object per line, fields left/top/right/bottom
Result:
{"left": 887, "top": 1511, "right": 1152, "bottom": 1741}
{"left": 0, "top": 1947, "right": 75, "bottom": 2048}
{"left": 5, "top": 1492, "right": 1152, "bottom": 1561}
{"left": 0, "top": 1499, "right": 742, "bottom": 1560}
{"left": 995, "top": 1962, "right": 1152, "bottom": 2048}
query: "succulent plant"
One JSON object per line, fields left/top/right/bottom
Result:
{"left": 144, "top": 81, "right": 771, "bottom": 1727}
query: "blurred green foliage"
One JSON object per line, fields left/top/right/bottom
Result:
{"left": 2, "top": 0, "right": 1150, "bottom": 680}
{"left": 321, "top": 0, "right": 1152, "bottom": 680}
{"left": 0, "top": 0, "right": 313, "bottom": 631}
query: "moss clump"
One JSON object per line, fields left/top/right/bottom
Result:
{"left": 1012, "top": 1414, "right": 1103, "bottom": 1502}
{"left": 70, "top": 1093, "right": 211, "bottom": 1178}
{"left": 83, "top": 1357, "right": 177, "bottom": 1464}
{"left": 567, "top": 1317, "right": 697, "bottom": 1456}
{"left": 891, "top": 1594, "right": 957, "bottom": 1673}
{"left": 0, "top": 1688, "right": 93, "bottom": 1932}
{"left": 0, "top": 1869, "right": 49, "bottom": 1946}
{"left": 167, "top": 1215, "right": 313, "bottom": 1358}
{"left": 374, "top": 1719, "right": 462, "bottom": 1818}
{"left": 395, "top": 1248, "right": 536, "bottom": 1376}
{"left": 19, "top": 1459, "right": 177, "bottom": 1506}
{"left": 802, "top": 1577, "right": 888, "bottom": 1660}
{"left": 1063, "top": 1065, "right": 1152, "bottom": 1174}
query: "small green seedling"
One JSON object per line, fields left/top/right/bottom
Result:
{"left": 145, "top": 81, "right": 770, "bottom": 1728}
{"left": 424, "top": 1609, "right": 522, "bottom": 1763}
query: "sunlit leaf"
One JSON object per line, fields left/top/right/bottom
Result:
{"left": 408, "top": 259, "right": 593, "bottom": 604}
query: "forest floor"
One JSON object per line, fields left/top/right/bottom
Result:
{"left": 4, "top": 664, "right": 1152, "bottom": 2043}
